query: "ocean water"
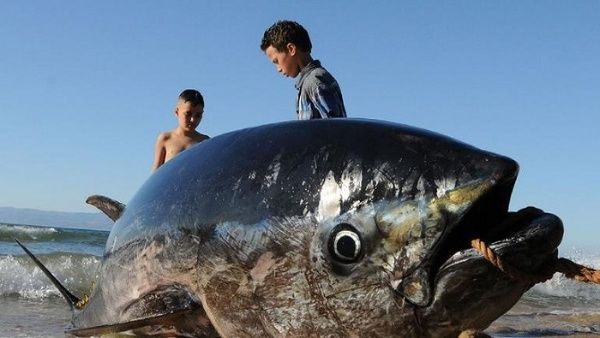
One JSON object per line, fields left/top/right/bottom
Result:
{"left": 0, "top": 223, "right": 106, "bottom": 338}
{"left": 1, "top": 222, "right": 599, "bottom": 338}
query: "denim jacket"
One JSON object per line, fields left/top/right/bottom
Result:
{"left": 294, "top": 60, "right": 347, "bottom": 120}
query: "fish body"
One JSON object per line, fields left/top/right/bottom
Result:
{"left": 70, "top": 119, "right": 562, "bottom": 337}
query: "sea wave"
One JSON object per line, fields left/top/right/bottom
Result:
{"left": 529, "top": 254, "right": 600, "bottom": 303}
{"left": 0, "top": 223, "right": 59, "bottom": 241}
{"left": 0, "top": 252, "right": 101, "bottom": 299}
{"left": 0, "top": 223, "right": 108, "bottom": 245}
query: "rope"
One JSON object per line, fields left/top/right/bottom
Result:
{"left": 471, "top": 238, "right": 600, "bottom": 284}
{"left": 555, "top": 257, "right": 600, "bottom": 283}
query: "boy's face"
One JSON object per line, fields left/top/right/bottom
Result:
{"left": 265, "top": 43, "right": 301, "bottom": 78}
{"left": 175, "top": 100, "right": 203, "bottom": 132}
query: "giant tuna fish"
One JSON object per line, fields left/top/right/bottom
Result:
{"left": 21, "top": 119, "right": 563, "bottom": 337}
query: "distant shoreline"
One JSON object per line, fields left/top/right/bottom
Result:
{"left": 0, "top": 206, "right": 111, "bottom": 230}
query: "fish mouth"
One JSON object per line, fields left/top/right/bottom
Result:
{"left": 408, "top": 166, "right": 564, "bottom": 309}
{"left": 411, "top": 181, "right": 564, "bottom": 335}
{"left": 431, "top": 174, "right": 519, "bottom": 274}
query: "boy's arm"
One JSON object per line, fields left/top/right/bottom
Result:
{"left": 311, "top": 83, "right": 347, "bottom": 119}
{"left": 151, "top": 133, "right": 168, "bottom": 172}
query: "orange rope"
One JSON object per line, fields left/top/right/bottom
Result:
{"left": 471, "top": 238, "right": 600, "bottom": 284}
{"left": 555, "top": 257, "right": 600, "bottom": 283}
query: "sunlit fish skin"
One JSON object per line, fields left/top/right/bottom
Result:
{"left": 71, "top": 119, "right": 562, "bottom": 337}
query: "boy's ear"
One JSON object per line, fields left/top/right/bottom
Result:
{"left": 286, "top": 42, "right": 297, "bottom": 56}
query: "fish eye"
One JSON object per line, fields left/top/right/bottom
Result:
{"left": 328, "top": 223, "right": 363, "bottom": 263}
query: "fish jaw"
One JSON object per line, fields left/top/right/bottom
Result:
{"left": 419, "top": 209, "right": 563, "bottom": 337}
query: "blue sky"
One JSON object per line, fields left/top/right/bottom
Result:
{"left": 0, "top": 2, "right": 598, "bottom": 249}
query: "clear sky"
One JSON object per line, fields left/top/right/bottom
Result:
{"left": 0, "top": 2, "right": 598, "bottom": 249}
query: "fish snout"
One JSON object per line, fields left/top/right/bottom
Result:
{"left": 418, "top": 208, "right": 564, "bottom": 336}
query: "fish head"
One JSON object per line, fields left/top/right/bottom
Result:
{"left": 182, "top": 119, "right": 522, "bottom": 337}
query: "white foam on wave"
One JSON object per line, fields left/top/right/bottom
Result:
{"left": 530, "top": 252, "right": 600, "bottom": 301}
{"left": 0, "top": 223, "right": 58, "bottom": 239}
{"left": 0, "top": 254, "right": 101, "bottom": 299}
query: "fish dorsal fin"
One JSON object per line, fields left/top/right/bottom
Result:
{"left": 15, "top": 239, "right": 81, "bottom": 311}
{"left": 86, "top": 195, "right": 125, "bottom": 222}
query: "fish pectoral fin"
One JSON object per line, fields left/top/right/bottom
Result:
{"left": 70, "top": 285, "right": 218, "bottom": 337}
{"left": 86, "top": 194, "right": 125, "bottom": 222}
{"left": 67, "top": 309, "right": 213, "bottom": 337}
{"left": 122, "top": 284, "right": 200, "bottom": 318}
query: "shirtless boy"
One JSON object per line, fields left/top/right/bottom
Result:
{"left": 151, "top": 89, "right": 209, "bottom": 172}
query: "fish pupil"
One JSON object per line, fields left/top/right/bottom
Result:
{"left": 332, "top": 228, "right": 362, "bottom": 262}
{"left": 328, "top": 224, "right": 363, "bottom": 264}
{"left": 336, "top": 236, "right": 357, "bottom": 259}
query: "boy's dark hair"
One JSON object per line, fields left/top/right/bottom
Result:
{"left": 179, "top": 89, "right": 204, "bottom": 107}
{"left": 260, "top": 20, "right": 312, "bottom": 53}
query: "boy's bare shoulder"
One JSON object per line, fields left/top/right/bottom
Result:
{"left": 157, "top": 130, "right": 175, "bottom": 143}
{"left": 193, "top": 132, "right": 210, "bottom": 142}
